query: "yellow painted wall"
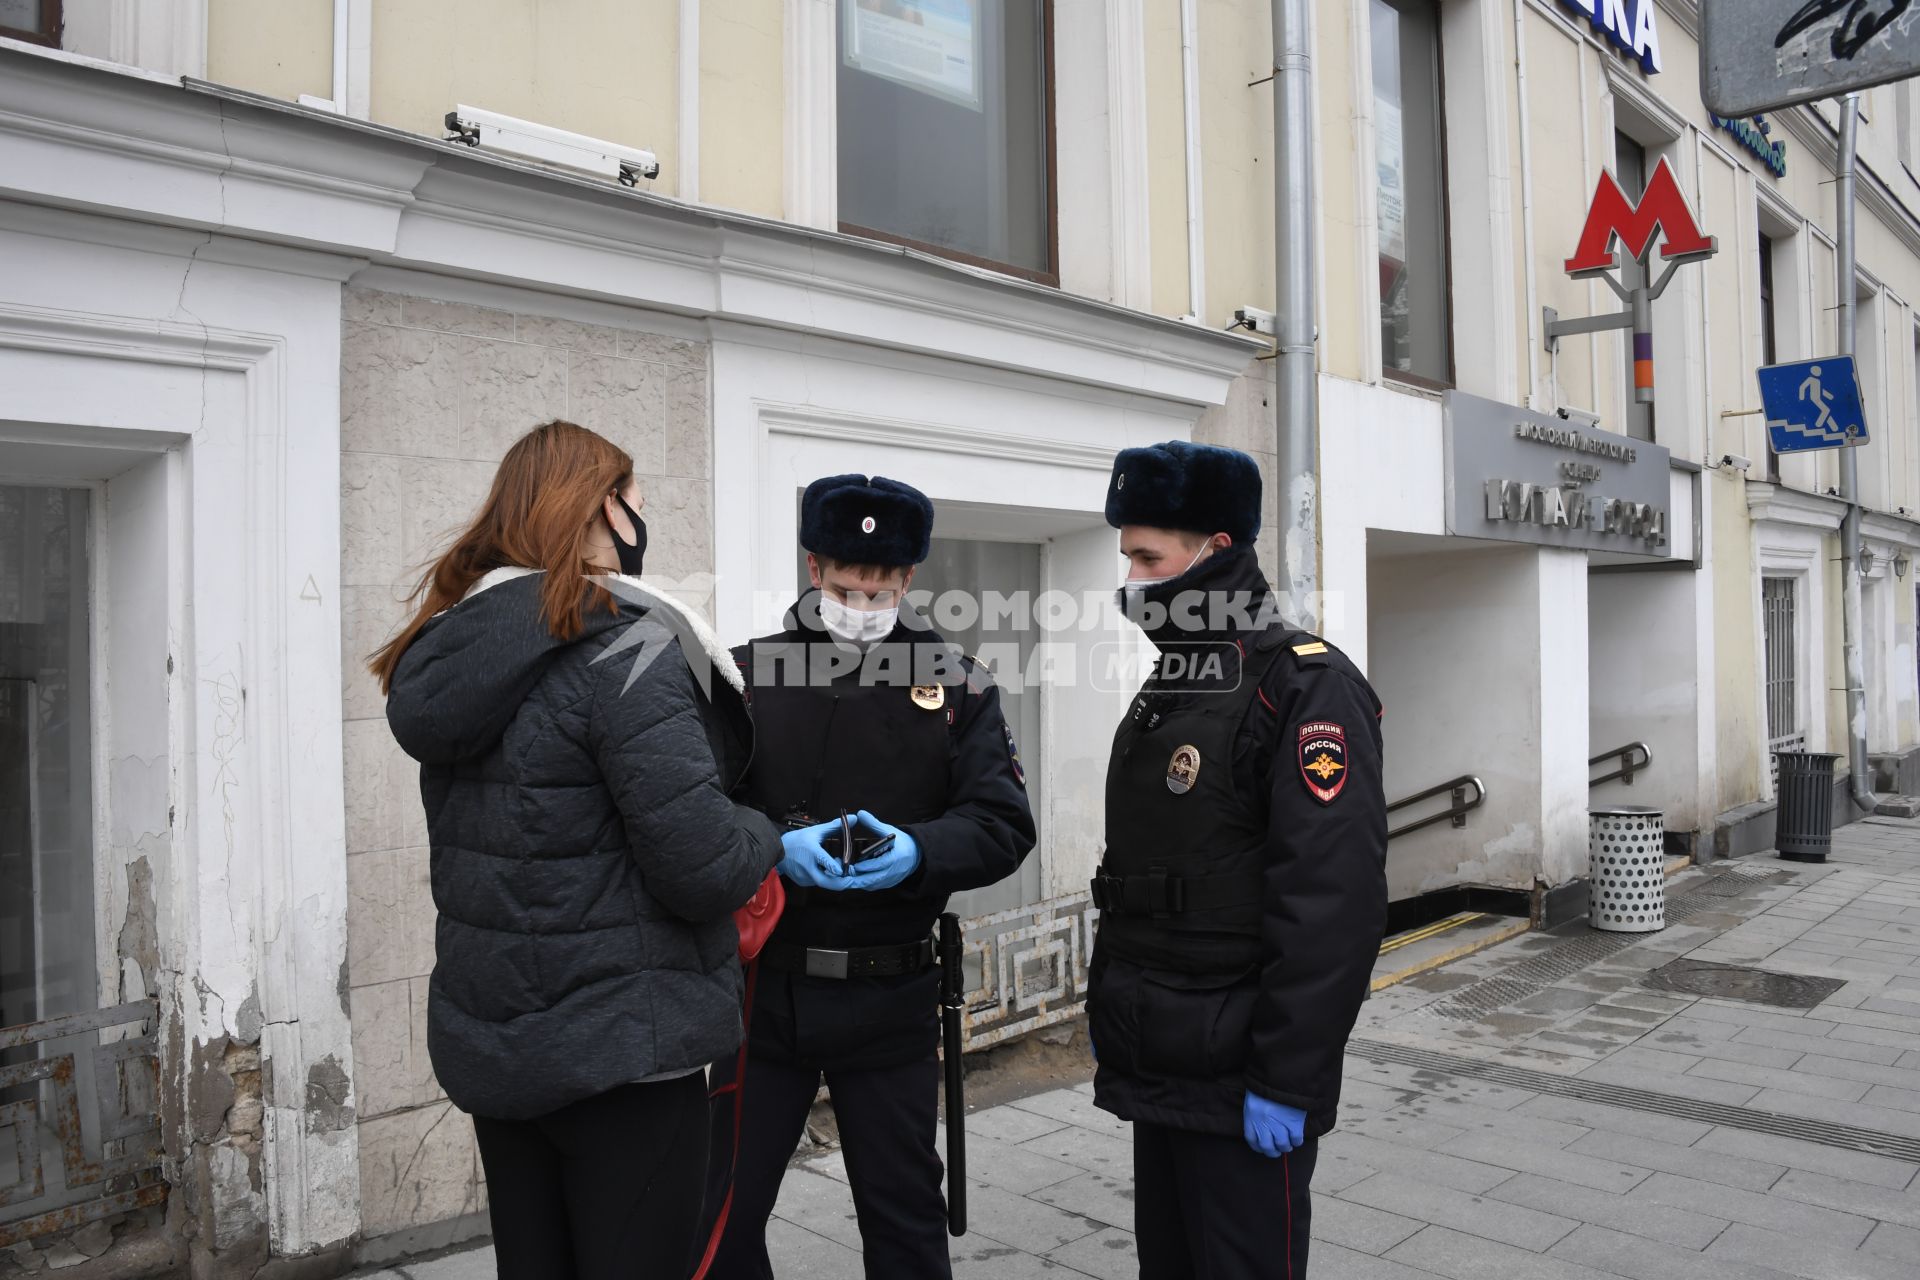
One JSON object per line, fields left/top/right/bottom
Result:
{"left": 699, "top": 0, "right": 784, "bottom": 218}
{"left": 1525, "top": 17, "right": 1598, "bottom": 415}
{"left": 1197, "top": 0, "right": 1273, "bottom": 335}
{"left": 1313, "top": 0, "right": 1363, "bottom": 383}
{"left": 369, "top": 0, "right": 682, "bottom": 197}
{"left": 1144, "top": 1, "right": 1191, "bottom": 319}
{"left": 207, "top": 0, "right": 332, "bottom": 104}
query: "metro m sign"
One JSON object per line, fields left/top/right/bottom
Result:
{"left": 1565, "top": 156, "right": 1717, "bottom": 276}
{"left": 1544, "top": 156, "right": 1717, "bottom": 407}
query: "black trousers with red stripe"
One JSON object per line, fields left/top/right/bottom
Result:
{"left": 1133, "top": 1122, "right": 1318, "bottom": 1280}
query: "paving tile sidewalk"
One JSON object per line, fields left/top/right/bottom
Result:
{"left": 357, "top": 817, "right": 1920, "bottom": 1278}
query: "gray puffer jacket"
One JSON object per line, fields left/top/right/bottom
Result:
{"left": 385, "top": 568, "right": 782, "bottom": 1120}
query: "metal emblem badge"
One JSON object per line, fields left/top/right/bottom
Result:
{"left": 1166, "top": 744, "right": 1201, "bottom": 794}
{"left": 911, "top": 683, "right": 946, "bottom": 711}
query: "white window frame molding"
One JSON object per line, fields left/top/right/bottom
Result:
{"left": 679, "top": 0, "right": 700, "bottom": 202}
{"left": 114, "top": 0, "right": 205, "bottom": 80}
{"left": 1751, "top": 486, "right": 1843, "bottom": 789}
{"left": 1106, "top": 0, "right": 1150, "bottom": 308}
{"left": 1350, "top": 0, "right": 1383, "bottom": 385}
{"left": 0, "top": 211, "right": 359, "bottom": 1254}
{"left": 1755, "top": 191, "right": 1806, "bottom": 363}
{"left": 785, "top": 0, "right": 837, "bottom": 231}
{"left": 1439, "top": 0, "right": 1518, "bottom": 403}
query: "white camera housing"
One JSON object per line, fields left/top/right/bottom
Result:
{"left": 1555, "top": 405, "right": 1602, "bottom": 429}
{"left": 445, "top": 106, "right": 660, "bottom": 185}
{"left": 1233, "top": 306, "right": 1277, "bottom": 336}
{"left": 1719, "top": 453, "right": 1753, "bottom": 472}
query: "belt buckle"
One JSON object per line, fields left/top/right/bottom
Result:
{"left": 805, "top": 948, "right": 851, "bottom": 980}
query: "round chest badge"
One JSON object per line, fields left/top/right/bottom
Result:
{"left": 1166, "top": 744, "right": 1201, "bottom": 794}
{"left": 861, "top": 516, "right": 876, "bottom": 533}
{"left": 910, "top": 683, "right": 945, "bottom": 711}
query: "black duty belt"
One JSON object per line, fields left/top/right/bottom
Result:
{"left": 1089, "top": 869, "right": 1265, "bottom": 918}
{"left": 760, "top": 938, "right": 936, "bottom": 980}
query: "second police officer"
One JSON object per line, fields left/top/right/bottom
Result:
{"left": 1087, "top": 441, "right": 1389, "bottom": 1280}
{"left": 704, "top": 474, "right": 1036, "bottom": 1279}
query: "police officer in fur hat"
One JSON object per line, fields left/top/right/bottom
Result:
{"left": 703, "top": 474, "right": 1036, "bottom": 1280}
{"left": 1086, "top": 441, "right": 1387, "bottom": 1280}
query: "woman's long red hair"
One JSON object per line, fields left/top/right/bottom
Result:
{"left": 368, "top": 420, "right": 633, "bottom": 694}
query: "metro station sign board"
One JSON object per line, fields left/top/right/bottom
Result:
{"left": 1559, "top": 0, "right": 1663, "bottom": 75}
{"left": 1444, "top": 391, "right": 1673, "bottom": 557}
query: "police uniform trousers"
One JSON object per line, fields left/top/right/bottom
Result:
{"left": 1134, "top": 1122, "right": 1317, "bottom": 1280}
{"left": 705, "top": 1049, "right": 950, "bottom": 1280}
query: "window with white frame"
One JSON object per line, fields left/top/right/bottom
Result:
{"left": 1371, "top": 0, "right": 1452, "bottom": 387}
{"left": 837, "top": 0, "right": 1055, "bottom": 284}
{"left": 0, "top": 0, "right": 59, "bottom": 45}
{"left": 1762, "top": 575, "right": 1803, "bottom": 774}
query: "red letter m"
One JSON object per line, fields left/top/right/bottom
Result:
{"left": 1564, "top": 156, "right": 1715, "bottom": 277}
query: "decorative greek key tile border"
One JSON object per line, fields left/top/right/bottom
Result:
{"left": 959, "top": 892, "right": 1098, "bottom": 1051}
{"left": 0, "top": 1001, "right": 166, "bottom": 1248}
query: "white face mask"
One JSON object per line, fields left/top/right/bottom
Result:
{"left": 819, "top": 593, "right": 900, "bottom": 647}
{"left": 1121, "top": 543, "right": 1209, "bottom": 600}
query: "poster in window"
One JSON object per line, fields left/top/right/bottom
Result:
{"left": 1375, "top": 100, "right": 1406, "bottom": 266}
{"left": 842, "top": 0, "right": 984, "bottom": 112}
{"left": 0, "top": 1, "right": 43, "bottom": 33}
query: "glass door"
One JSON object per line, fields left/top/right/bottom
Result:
{"left": 913, "top": 535, "right": 1045, "bottom": 920}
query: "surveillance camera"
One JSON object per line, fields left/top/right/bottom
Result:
{"left": 1232, "top": 306, "right": 1277, "bottom": 336}
{"left": 1555, "top": 405, "right": 1602, "bottom": 429}
{"left": 1719, "top": 453, "right": 1753, "bottom": 472}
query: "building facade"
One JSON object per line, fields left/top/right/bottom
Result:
{"left": 2, "top": 0, "right": 1919, "bottom": 1274}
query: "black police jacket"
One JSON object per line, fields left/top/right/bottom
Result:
{"left": 1088, "top": 546, "right": 1387, "bottom": 1140}
{"left": 733, "top": 593, "right": 1036, "bottom": 1070}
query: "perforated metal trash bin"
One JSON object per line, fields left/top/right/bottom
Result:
{"left": 1590, "top": 806, "right": 1666, "bottom": 932}
{"left": 1774, "top": 751, "right": 1840, "bottom": 863}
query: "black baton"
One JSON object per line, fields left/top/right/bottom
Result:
{"left": 939, "top": 912, "right": 967, "bottom": 1237}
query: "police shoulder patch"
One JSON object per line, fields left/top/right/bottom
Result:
{"left": 1298, "top": 721, "right": 1348, "bottom": 804}
{"left": 1004, "top": 723, "right": 1025, "bottom": 787}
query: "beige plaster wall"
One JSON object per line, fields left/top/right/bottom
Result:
{"left": 700, "top": 0, "right": 785, "bottom": 218}
{"left": 206, "top": 0, "right": 332, "bottom": 103}
{"left": 367, "top": 0, "right": 682, "bottom": 197}
{"left": 338, "top": 285, "right": 713, "bottom": 1235}
{"left": 1144, "top": 0, "right": 1193, "bottom": 320}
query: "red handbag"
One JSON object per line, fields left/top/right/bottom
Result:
{"left": 732, "top": 870, "right": 784, "bottom": 962}
{"left": 694, "top": 871, "right": 784, "bottom": 1279}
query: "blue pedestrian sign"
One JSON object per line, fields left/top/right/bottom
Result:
{"left": 1756, "top": 356, "right": 1868, "bottom": 453}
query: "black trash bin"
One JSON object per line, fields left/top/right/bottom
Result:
{"left": 1775, "top": 752, "right": 1840, "bottom": 862}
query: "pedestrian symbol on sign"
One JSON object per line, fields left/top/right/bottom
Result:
{"left": 1756, "top": 355, "right": 1869, "bottom": 453}
{"left": 1798, "top": 364, "right": 1839, "bottom": 435}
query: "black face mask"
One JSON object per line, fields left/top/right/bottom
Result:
{"left": 611, "top": 492, "right": 648, "bottom": 577}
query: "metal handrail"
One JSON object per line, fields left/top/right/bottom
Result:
{"left": 1590, "top": 741, "right": 1652, "bottom": 788}
{"left": 1387, "top": 775, "right": 1487, "bottom": 841}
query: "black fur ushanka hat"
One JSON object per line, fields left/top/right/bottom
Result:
{"left": 800, "top": 474, "right": 934, "bottom": 566}
{"left": 1103, "top": 441, "right": 1262, "bottom": 544}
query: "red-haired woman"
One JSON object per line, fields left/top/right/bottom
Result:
{"left": 371, "top": 420, "right": 783, "bottom": 1278}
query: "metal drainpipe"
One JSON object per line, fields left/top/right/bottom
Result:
{"left": 1272, "top": 0, "right": 1320, "bottom": 631}
{"left": 1836, "top": 94, "right": 1878, "bottom": 812}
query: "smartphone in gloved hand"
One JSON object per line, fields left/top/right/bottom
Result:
{"left": 838, "top": 809, "right": 896, "bottom": 871}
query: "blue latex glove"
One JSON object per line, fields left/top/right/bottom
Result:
{"left": 847, "top": 810, "right": 922, "bottom": 891}
{"left": 1243, "top": 1093, "right": 1306, "bottom": 1158}
{"left": 778, "top": 821, "right": 854, "bottom": 890}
